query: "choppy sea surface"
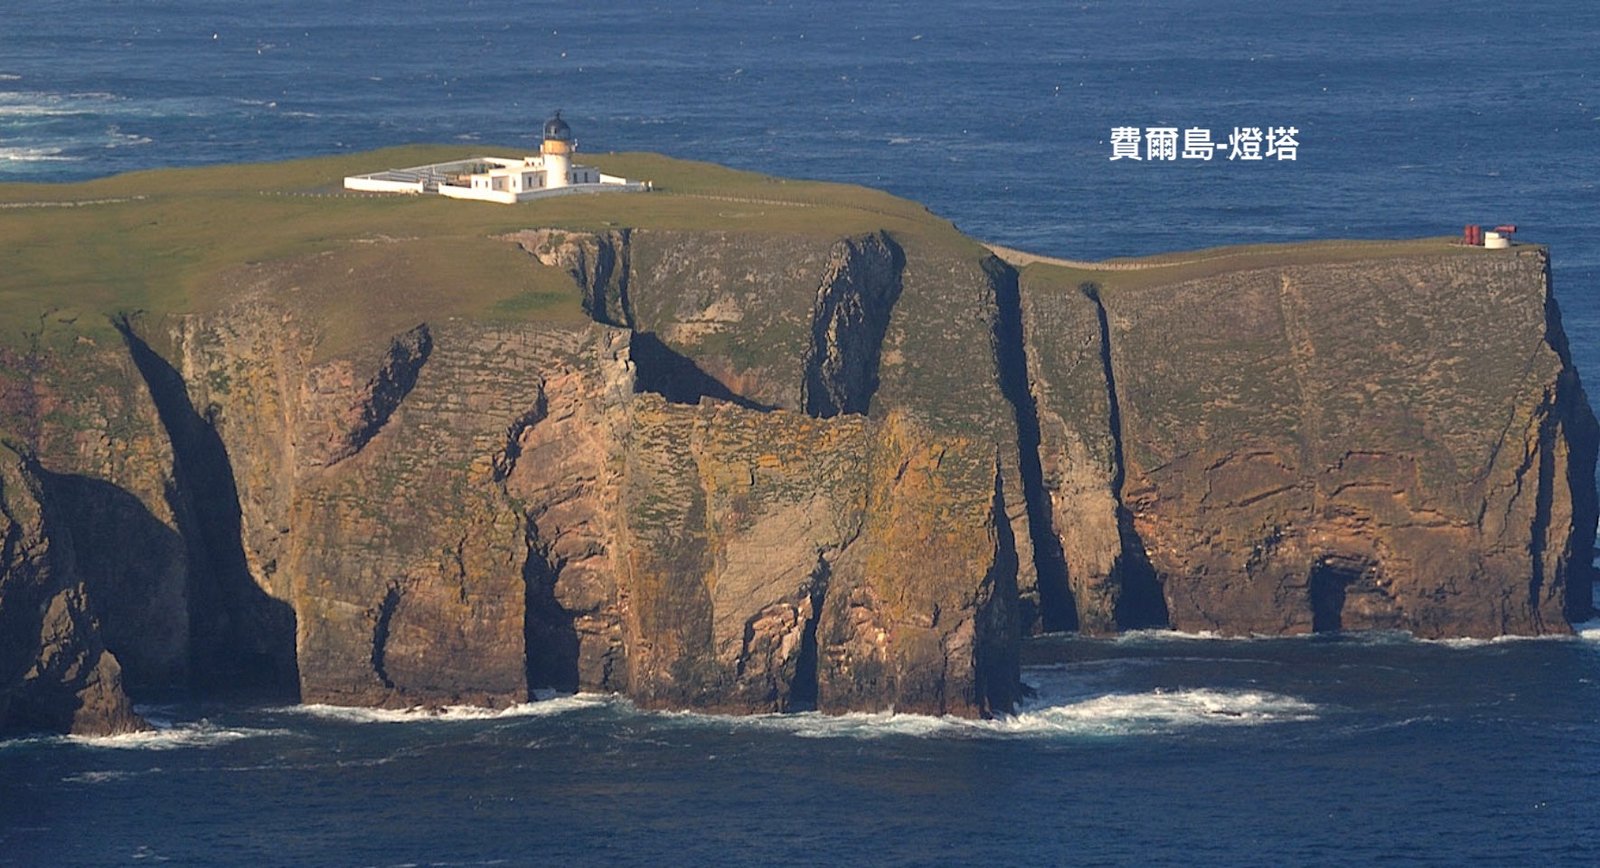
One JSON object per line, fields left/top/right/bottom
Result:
{"left": 3, "top": 1, "right": 1599, "bottom": 864}
{"left": 3, "top": 632, "right": 1600, "bottom": 865}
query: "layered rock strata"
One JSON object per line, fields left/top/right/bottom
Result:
{"left": 1020, "top": 249, "right": 1597, "bottom": 637}
{"left": 0, "top": 223, "right": 1593, "bottom": 737}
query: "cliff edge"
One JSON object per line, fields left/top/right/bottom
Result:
{"left": 1016, "top": 242, "right": 1597, "bottom": 638}
{"left": 0, "top": 151, "right": 1591, "bottom": 734}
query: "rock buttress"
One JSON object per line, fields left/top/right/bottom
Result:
{"left": 171, "top": 278, "right": 633, "bottom": 706}
{"left": 1016, "top": 279, "right": 1130, "bottom": 634}
{"left": 0, "top": 447, "right": 146, "bottom": 736}
{"left": 1023, "top": 249, "right": 1598, "bottom": 637}
{"left": 7, "top": 323, "right": 191, "bottom": 693}
{"left": 2, "top": 223, "right": 1029, "bottom": 721}
{"left": 617, "top": 398, "right": 1017, "bottom": 717}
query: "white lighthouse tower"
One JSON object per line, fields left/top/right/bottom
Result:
{"left": 541, "top": 111, "right": 574, "bottom": 189}
{"left": 343, "top": 108, "right": 648, "bottom": 203}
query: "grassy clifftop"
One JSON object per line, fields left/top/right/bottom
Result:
{"left": 0, "top": 147, "right": 976, "bottom": 356}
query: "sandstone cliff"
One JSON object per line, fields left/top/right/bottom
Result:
{"left": 0, "top": 153, "right": 1592, "bottom": 735}
{"left": 1019, "top": 247, "right": 1597, "bottom": 637}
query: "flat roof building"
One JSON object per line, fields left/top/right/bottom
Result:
{"left": 344, "top": 112, "right": 648, "bottom": 204}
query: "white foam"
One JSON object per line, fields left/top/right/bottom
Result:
{"left": 0, "top": 103, "right": 76, "bottom": 118}
{"left": 0, "top": 74, "right": 21, "bottom": 81}
{"left": 104, "top": 128, "right": 152, "bottom": 148}
{"left": 61, "top": 769, "right": 143, "bottom": 784}
{"left": 283, "top": 694, "right": 605, "bottom": 724}
{"left": 0, "top": 146, "right": 76, "bottom": 162}
{"left": 1096, "top": 626, "right": 1592, "bottom": 649}
{"left": 653, "top": 686, "right": 1318, "bottom": 740}
{"left": 67, "top": 720, "right": 287, "bottom": 751}
{"left": 997, "top": 688, "right": 1319, "bottom": 735}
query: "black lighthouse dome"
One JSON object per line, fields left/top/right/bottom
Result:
{"left": 543, "top": 111, "right": 573, "bottom": 142}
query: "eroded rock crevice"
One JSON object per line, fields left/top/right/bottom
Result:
{"left": 514, "top": 229, "right": 635, "bottom": 328}
{"left": 492, "top": 387, "right": 549, "bottom": 483}
{"left": 986, "top": 256, "right": 1075, "bottom": 632}
{"left": 330, "top": 323, "right": 432, "bottom": 465}
{"left": 785, "top": 556, "right": 831, "bottom": 712}
{"left": 522, "top": 525, "right": 580, "bottom": 694}
{"left": 975, "top": 466, "right": 1023, "bottom": 714}
{"left": 801, "top": 232, "right": 906, "bottom": 418}
{"left": 113, "top": 315, "right": 300, "bottom": 700}
{"left": 630, "top": 332, "right": 775, "bottom": 411}
{"left": 1079, "top": 284, "right": 1169, "bottom": 630}
{"left": 1308, "top": 555, "right": 1377, "bottom": 633}
{"left": 370, "top": 580, "right": 404, "bottom": 690}
{"left": 1541, "top": 274, "right": 1599, "bottom": 623}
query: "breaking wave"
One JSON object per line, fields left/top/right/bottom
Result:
{"left": 1574, "top": 619, "right": 1600, "bottom": 643}
{"left": 653, "top": 685, "right": 1318, "bottom": 740}
{"left": 0, "top": 145, "right": 75, "bottom": 162}
{"left": 282, "top": 694, "right": 606, "bottom": 724}
{"left": 66, "top": 720, "right": 288, "bottom": 751}
{"left": 1102, "top": 626, "right": 1598, "bottom": 649}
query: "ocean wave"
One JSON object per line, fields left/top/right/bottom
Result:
{"left": 0, "top": 89, "right": 120, "bottom": 114}
{"left": 281, "top": 694, "right": 606, "bottom": 724}
{"left": 997, "top": 688, "right": 1319, "bottom": 735}
{"left": 0, "top": 104, "right": 78, "bottom": 118}
{"left": 1421, "top": 633, "right": 1575, "bottom": 649}
{"left": 0, "top": 145, "right": 79, "bottom": 162}
{"left": 1081, "top": 626, "right": 1594, "bottom": 649}
{"left": 60, "top": 769, "right": 148, "bottom": 784}
{"left": 104, "top": 127, "right": 153, "bottom": 148}
{"left": 67, "top": 720, "right": 289, "bottom": 751}
{"left": 653, "top": 687, "right": 1318, "bottom": 740}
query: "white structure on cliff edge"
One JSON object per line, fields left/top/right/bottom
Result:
{"left": 343, "top": 112, "right": 649, "bottom": 204}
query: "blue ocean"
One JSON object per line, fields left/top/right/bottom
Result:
{"left": 3, "top": 1, "right": 1599, "bottom": 864}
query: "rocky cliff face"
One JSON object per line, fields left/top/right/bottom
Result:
{"left": 1020, "top": 249, "right": 1597, "bottom": 637}
{"left": 0, "top": 222, "right": 1592, "bottom": 736}
{"left": 0, "top": 224, "right": 1027, "bottom": 732}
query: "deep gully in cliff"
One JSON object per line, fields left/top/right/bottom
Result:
{"left": 113, "top": 316, "right": 301, "bottom": 700}
{"left": 801, "top": 232, "right": 905, "bottom": 418}
{"left": 329, "top": 324, "right": 432, "bottom": 466}
{"left": 784, "top": 555, "right": 831, "bottom": 712}
{"left": 370, "top": 580, "right": 404, "bottom": 690}
{"left": 975, "top": 465, "right": 1023, "bottom": 713}
{"left": 581, "top": 230, "right": 774, "bottom": 411}
{"left": 522, "top": 523, "right": 581, "bottom": 694}
{"left": 1539, "top": 262, "right": 1600, "bottom": 624}
{"left": 986, "top": 257, "right": 1077, "bottom": 632}
{"left": 1077, "top": 284, "right": 1169, "bottom": 630}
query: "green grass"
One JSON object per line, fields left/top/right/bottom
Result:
{"left": 0, "top": 146, "right": 968, "bottom": 355}
{"left": 1018, "top": 236, "right": 1539, "bottom": 297}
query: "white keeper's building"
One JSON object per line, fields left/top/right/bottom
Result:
{"left": 344, "top": 112, "right": 648, "bottom": 204}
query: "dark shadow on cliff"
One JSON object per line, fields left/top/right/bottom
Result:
{"left": 784, "top": 557, "right": 830, "bottom": 712}
{"left": 0, "top": 454, "right": 127, "bottom": 735}
{"left": 1080, "top": 283, "right": 1170, "bottom": 631}
{"left": 30, "top": 466, "right": 189, "bottom": 695}
{"left": 986, "top": 256, "right": 1076, "bottom": 632}
{"left": 1308, "top": 559, "right": 1359, "bottom": 633}
{"left": 113, "top": 315, "right": 300, "bottom": 701}
{"left": 630, "top": 331, "right": 776, "bottom": 412}
{"left": 802, "top": 232, "right": 905, "bottom": 418}
{"left": 522, "top": 530, "right": 579, "bottom": 694}
{"left": 975, "top": 468, "right": 1024, "bottom": 715}
{"left": 1539, "top": 270, "right": 1599, "bottom": 624}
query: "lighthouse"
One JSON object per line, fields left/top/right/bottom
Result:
{"left": 344, "top": 108, "right": 648, "bottom": 203}
{"left": 541, "top": 111, "right": 574, "bottom": 189}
